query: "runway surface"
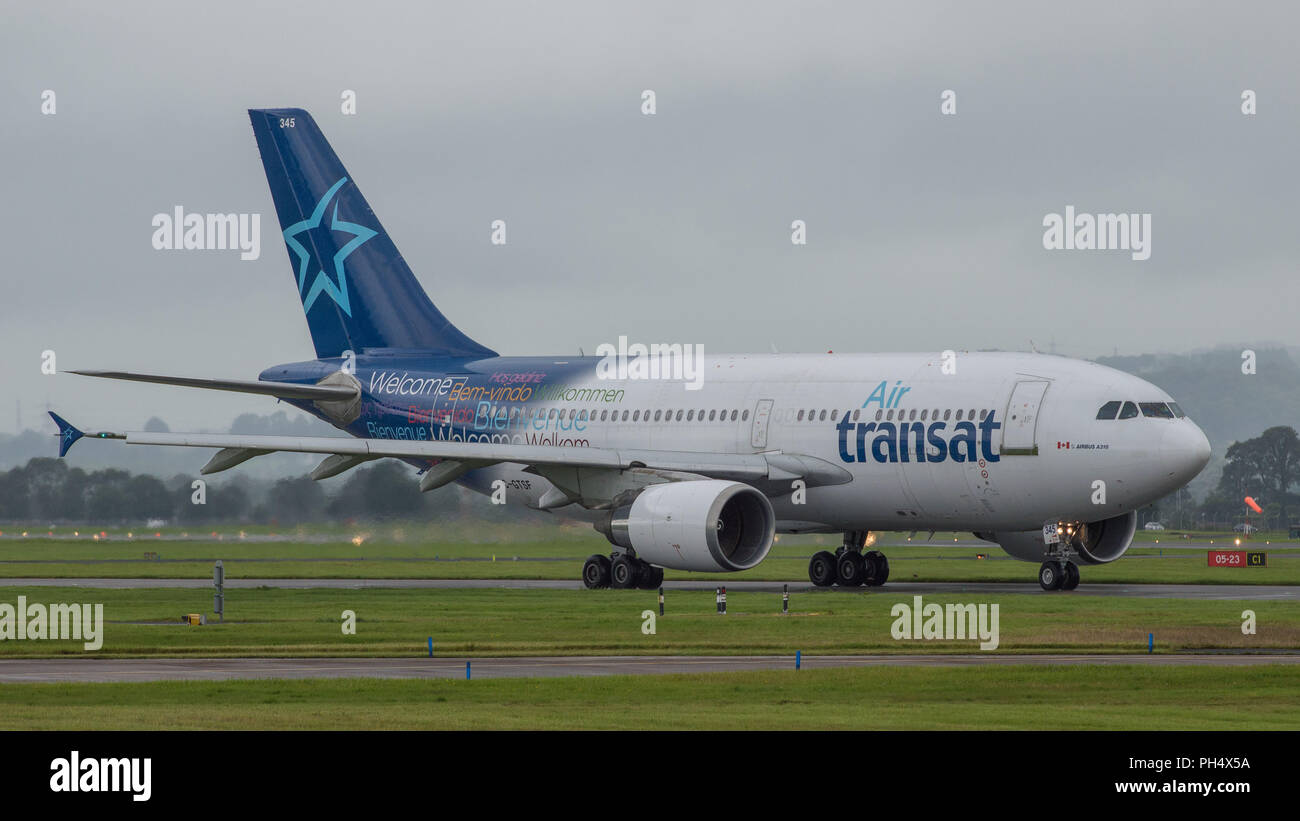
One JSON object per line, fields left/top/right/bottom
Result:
{"left": 2, "top": 653, "right": 1297, "bottom": 683}
{"left": 0, "top": 578, "right": 1294, "bottom": 599}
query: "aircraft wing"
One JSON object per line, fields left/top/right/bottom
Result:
{"left": 130, "top": 429, "right": 771, "bottom": 475}
{"left": 47, "top": 413, "right": 851, "bottom": 500}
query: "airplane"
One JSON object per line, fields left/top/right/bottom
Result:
{"left": 50, "top": 107, "right": 1212, "bottom": 592}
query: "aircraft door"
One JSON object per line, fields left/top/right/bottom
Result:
{"left": 1001, "top": 380, "right": 1050, "bottom": 455}
{"left": 750, "top": 399, "right": 774, "bottom": 449}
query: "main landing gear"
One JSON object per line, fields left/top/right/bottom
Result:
{"left": 808, "top": 530, "right": 889, "bottom": 588}
{"left": 582, "top": 552, "right": 664, "bottom": 590}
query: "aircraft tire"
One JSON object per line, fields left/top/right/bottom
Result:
{"left": 610, "top": 555, "right": 640, "bottom": 589}
{"left": 1061, "top": 561, "right": 1080, "bottom": 590}
{"left": 864, "top": 550, "right": 889, "bottom": 586}
{"left": 836, "top": 551, "right": 865, "bottom": 586}
{"left": 808, "top": 551, "right": 837, "bottom": 587}
{"left": 1038, "top": 561, "right": 1064, "bottom": 591}
{"left": 582, "top": 554, "right": 611, "bottom": 589}
{"left": 637, "top": 564, "right": 664, "bottom": 589}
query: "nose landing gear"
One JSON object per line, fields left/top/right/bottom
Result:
{"left": 1038, "top": 523, "right": 1082, "bottom": 591}
{"left": 809, "top": 531, "right": 889, "bottom": 588}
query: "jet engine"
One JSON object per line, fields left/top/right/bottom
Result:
{"left": 977, "top": 510, "right": 1137, "bottom": 565}
{"left": 598, "top": 480, "right": 775, "bottom": 572}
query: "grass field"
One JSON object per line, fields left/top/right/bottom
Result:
{"left": 1, "top": 528, "right": 1296, "bottom": 584}
{"left": 0, "top": 586, "right": 1292, "bottom": 657}
{"left": 0, "top": 524, "right": 1294, "bottom": 732}
{"left": 0, "top": 665, "right": 1295, "bottom": 729}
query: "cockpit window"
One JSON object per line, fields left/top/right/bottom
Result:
{"left": 1096, "top": 401, "right": 1121, "bottom": 420}
{"left": 1140, "top": 402, "right": 1175, "bottom": 419}
{"left": 1118, "top": 401, "right": 1139, "bottom": 419}
{"left": 1168, "top": 402, "right": 1186, "bottom": 418}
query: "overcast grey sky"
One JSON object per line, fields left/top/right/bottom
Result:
{"left": 3, "top": 1, "right": 1297, "bottom": 434}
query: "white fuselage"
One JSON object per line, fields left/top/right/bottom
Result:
{"left": 459, "top": 351, "right": 1211, "bottom": 534}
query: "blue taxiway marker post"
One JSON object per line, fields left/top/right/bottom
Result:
{"left": 428, "top": 637, "right": 433, "bottom": 657}
{"left": 466, "top": 661, "right": 471, "bottom": 679}
{"left": 1148, "top": 633, "right": 1153, "bottom": 654}
{"left": 796, "top": 650, "right": 801, "bottom": 670}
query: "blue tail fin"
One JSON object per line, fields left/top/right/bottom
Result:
{"left": 248, "top": 108, "right": 496, "bottom": 360}
{"left": 48, "top": 412, "right": 84, "bottom": 457}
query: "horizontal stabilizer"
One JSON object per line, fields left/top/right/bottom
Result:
{"left": 70, "top": 370, "right": 359, "bottom": 401}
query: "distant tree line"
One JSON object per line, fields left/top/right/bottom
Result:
{"left": 0, "top": 457, "right": 533, "bottom": 526}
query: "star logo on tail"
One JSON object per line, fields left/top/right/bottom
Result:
{"left": 282, "top": 177, "right": 377, "bottom": 316}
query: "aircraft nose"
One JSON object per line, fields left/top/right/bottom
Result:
{"left": 1161, "top": 420, "right": 1211, "bottom": 483}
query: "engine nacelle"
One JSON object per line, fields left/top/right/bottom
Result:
{"left": 984, "top": 510, "right": 1137, "bottom": 565}
{"left": 600, "top": 480, "right": 775, "bottom": 572}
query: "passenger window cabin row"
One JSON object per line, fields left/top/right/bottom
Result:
{"left": 498, "top": 405, "right": 996, "bottom": 425}
{"left": 794, "top": 407, "right": 992, "bottom": 423}
{"left": 506, "top": 407, "right": 750, "bottom": 423}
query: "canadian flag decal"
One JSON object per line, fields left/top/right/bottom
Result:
{"left": 1057, "top": 441, "right": 1070, "bottom": 449}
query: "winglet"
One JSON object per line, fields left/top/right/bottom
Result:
{"left": 48, "top": 412, "right": 84, "bottom": 457}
